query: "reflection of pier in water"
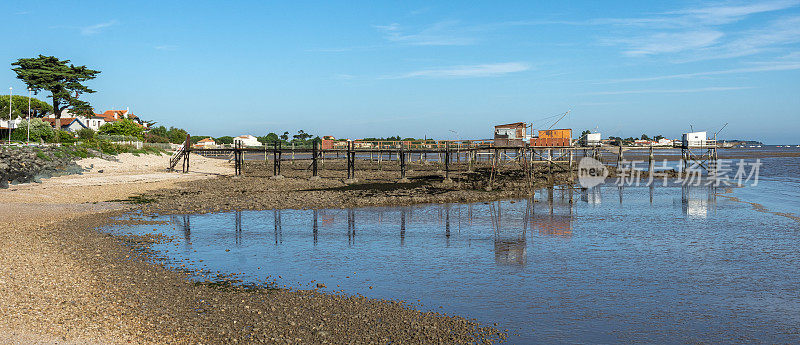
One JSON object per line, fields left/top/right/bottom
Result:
{"left": 273, "top": 209, "right": 282, "bottom": 244}
{"left": 581, "top": 186, "right": 602, "bottom": 205}
{"left": 166, "top": 191, "right": 584, "bottom": 267}
{"left": 158, "top": 184, "right": 725, "bottom": 273}
{"left": 170, "top": 215, "right": 192, "bottom": 248}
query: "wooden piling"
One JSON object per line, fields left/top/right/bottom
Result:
{"left": 400, "top": 148, "right": 407, "bottom": 180}
{"left": 568, "top": 150, "right": 574, "bottom": 182}
{"left": 312, "top": 140, "right": 318, "bottom": 177}
{"left": 233, "top": 142, "right": 239, "bottom": 175}
{"left": 182, "top": 134, "right": 190, "bottom": 173}
{"left": 547, "top": 149, "right": 553, "bottom": 185}
{"left": 273, "top": 141, "right": 282, "bottom": 176}
{"left": 346, "top": 141, "right": 353, "bottom": 180}
{"left": 444, "top": 142, "right": 450, "bottom": 180}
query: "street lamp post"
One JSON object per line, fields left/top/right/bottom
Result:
{"left": 27, "top": 88, "right": 31, "bottom": 143}
{"left": 449, "top": 129, "right": 463, "bottom": 162}
{"left": 7, "top": 87, "right": 11, "bottom": 144}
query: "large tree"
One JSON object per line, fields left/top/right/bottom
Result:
{"left": 0, "top": 95, "right": 52, "bottom": 119}
{"left": 11, "top": 55, "right": 100, "bottom": 125}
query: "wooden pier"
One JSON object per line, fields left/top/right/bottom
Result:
{"left": 169, "top": 134, "right": 719, "bottom": 184}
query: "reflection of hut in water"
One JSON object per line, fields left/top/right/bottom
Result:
{"left": 531, "top": 214, "right": 573, "bottom": 238}
{"left": 681, "top": 185, "right": 716, "bottom": 219}
{"left": 494, "top": 238, "right": 526, "bottom": 266}
{"left": 488, "top": 200, "right": 529, "bottom": 266}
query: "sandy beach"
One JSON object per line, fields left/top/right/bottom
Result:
{"left": 0, "top": 153, "right": 504, "bottom": 344}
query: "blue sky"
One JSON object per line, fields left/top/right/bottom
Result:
{"left": 2, "top": 1, "right": 799, "bottom": 143}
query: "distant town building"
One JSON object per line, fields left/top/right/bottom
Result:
{"left": 233, "top": 135, "right": 261, "bottom": 147}
{"left": 655, "top": 138, "right": 675, "bottom": 146}
{"left": 531, "top": 129, "right": 572, "bottom": 147}
{"left": 42, "top": 118, "right": 89, "bottom": 132}
{"left": 0, "top": 118, "right": 23, "bottom": 130}
{"left": 194, "top": 137, "right": 217, "bottom": 148}
{"left": 682, "top": 131, "right": 708, "bottom": 147}
{"left": 494, "top": 122, "right": 529, "bottom": 147}
{"left": 46, "top": 107, "right": 147, "bottom": 131}
{"left": 581, "top": 132, "right": 602, "bottom": 147}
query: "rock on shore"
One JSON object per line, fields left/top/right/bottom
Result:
{"left": 0, "top": 146, "right": 83, "bottom": 188}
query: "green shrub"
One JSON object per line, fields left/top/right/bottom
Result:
{"left": 97, "top": 134, "right": 140, "bottom": 142}
{"left": 57, "top": 130, "right": 76, "bottom": 143}
{"left": 98, "top": 119, "right": 144, "bottom": 139}
{"left": 10, "top": 119, "right": 55, "bottom": 142}
{"left": 36, "top": 150, "right": 51, "bottom": 161}
{"left": 68, "top": 147, "right": 90, "bottom": 158}
{"left": 76, "top": 127, "right": 96, "bottom": 140}
{"left": 144, "top": 132, "right": 170, "bottom": 143}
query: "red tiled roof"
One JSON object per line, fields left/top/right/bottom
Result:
{"left": 102, "top": 110, "right": 126, "bottom": 117}
{"left": 42, "top": 118, "right": 85, "bottom": 129}
{"left": 197, "top": 138, "right": 215, "bottom": 143}
{"left": 43, "top": 117, "right": 76, "bottom": 125}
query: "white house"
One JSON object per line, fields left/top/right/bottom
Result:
{"left": 654, "top": 138, "right": 675, "bottom": 147}
{"left": 0, "top": 118, "right": 23, "bottom": 130}
{"left": 233, "top": 135, "right": 261, "bottom": 147}
{"left": 84, "top": 116, "right": 107, "bottom": 131}
{"left": 50, "top": 108, "right": 146, "bottom": 130}
{"left": 42, "top": 118, "right": 88, "bottom": 132}
{"left": 581, "top": 132, "right": 602, "bottom": 146}
{"left": 681, "top": 132, "right": 707, "bottom": 147}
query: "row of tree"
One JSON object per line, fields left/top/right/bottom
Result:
{"left": 0, "top": 95, "right": 52, "bottom": 119}
{"left": 188, "top": 130, "right": 322, "bottom": 146}
{"left": 607, "top": 134, "right": 666, "bottom": 145}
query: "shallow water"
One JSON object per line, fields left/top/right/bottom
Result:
{"left": 110, "top": 179, "right": 800, "bottom": 343}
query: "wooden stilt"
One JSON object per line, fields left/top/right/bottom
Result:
{"left": 312, "top": 140, "right": 318, "bottom": 178}
{"left": 444, "top": 142, "right": 450, "bottom": 181}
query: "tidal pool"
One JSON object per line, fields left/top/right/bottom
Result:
{"left": 110, "top": 184, "right": 800, "bottom": 343}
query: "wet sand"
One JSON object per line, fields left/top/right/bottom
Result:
{"left": 0, "top": 153, "right": 505, "bottom": 344}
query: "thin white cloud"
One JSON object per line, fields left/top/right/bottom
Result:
{"left": 81, "top": 20, "right": 118, "bottom": 35}
{"left": 385, "top": 62, "right": 531, "bottom": 79}
{"left": 669, "top": 0, "right": 800, "bottom": 25}
{"left": 154, "top": 45, "right": 178, "bottom": 51}
{"left": 607, "top": 56, "right": 800, "bottom": 83}
{"left": 590, "top": 1, "right": 800, "bottom": 60}
{"left": 505, "top": 1, "right": 800, "bottom": 28}
{"left": 611, "top": 30, "right": 724, "bottom": 56}
{"left": 618, "top": 64, "right": 800, "bottom": 82}
{"left": 375, "top": 21, "right": 477, "bottom": 46}
{"left": 305, "top": 44, "right": 385, "bottom": 53}
{"left": 333, "top": 73, "right": 356, "bottom": 80}
{"left": 694, "top": 16, "right": 800, "bottom": 60}
{"left": 588, "top": 86, "right": 753, "bottom": 95}
{"left": 409, "top": 7, "right": 431, "bottom": 16}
